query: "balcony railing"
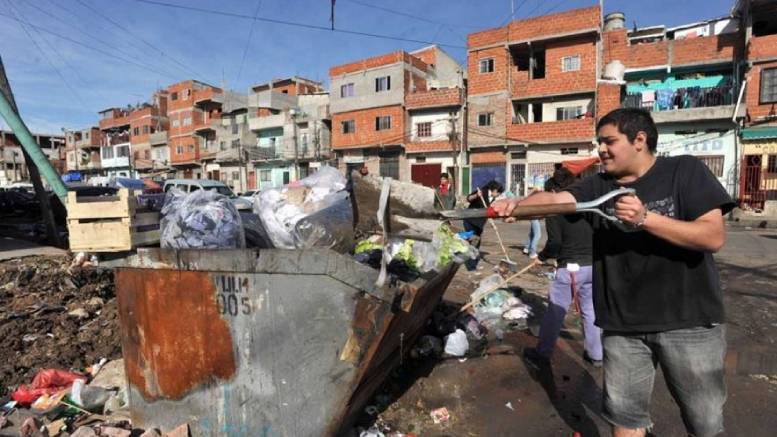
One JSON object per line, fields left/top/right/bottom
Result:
{"left": 249, "top": 145, "right": 282, "bottom": 161}
{"left": 622, "top": 85, "right": 734, "bottom": 112}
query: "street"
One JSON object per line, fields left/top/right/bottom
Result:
{"left": 374, "top": 221, "right": 777, "bottom": 436}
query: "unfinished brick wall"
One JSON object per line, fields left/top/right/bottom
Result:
{"left": 406, "top": 88, "right": 463, "bottom": 109}
{"left": 468, "top": 93, "right": 508, "bottom": 147}
{"left": 511, "top": 37, "right": 597, "bottom": 97}
{"left": 468, "top": 47, "right": 509, "bottom": 96}
{"left": 467, "top": 6, "right": 600, "bottom": 49}
{"left": 330, "top": 51, "right": 427, "bottom": 77}
{"left": 331, "top": 105, "right": 406, "bottom": 149}
{"left": 749, "top": 34, "right": 777, "bottom": 61}
{"left": 405, "top": 140, "right": 456, "bottom": 153}
{"left": 506, "top": 118, "right": 594, "bottom": 143}
{"left": 412, "top": 47, "right": 437, "bottom": 68}
{"left": 603, "top": 29, "right": 741, "bottom": 69}
{"left": 470, "top": 150, "right": 507, "bottom": 164}
{"left": 596, "top": 82, "right": 623, "bottom": 121}
{"left": 746, "top": 60, "right": 777, "bottom": 122}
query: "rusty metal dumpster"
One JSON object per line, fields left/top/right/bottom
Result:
{"left": 115, "top": 247, "right": 458, "bottom": 436}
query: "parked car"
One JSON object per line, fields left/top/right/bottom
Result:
{"left": 239, "top": 190, "right": 257, "bottom": 201}
{"left": 162, "top": 179, "right": 252, "bottom": 210}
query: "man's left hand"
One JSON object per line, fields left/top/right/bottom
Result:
{"left": 614, "top": 194, "right": 647, "bottom": 226}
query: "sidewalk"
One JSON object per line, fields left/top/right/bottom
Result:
{"left": 0, "top": 236, "right": 66, "bottom": 261}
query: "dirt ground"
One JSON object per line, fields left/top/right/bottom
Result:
{"left": 0, "top": 255, "right": 122, "bottom": 396}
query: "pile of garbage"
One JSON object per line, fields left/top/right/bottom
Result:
{"left": 353, "top": 225, "right": 478, "bottom": 283}
{"left": 0, "top": 255, "right": 121, "bottom": 396}
{"left": 160, "top": 189, "right": 246, "bottom": 249}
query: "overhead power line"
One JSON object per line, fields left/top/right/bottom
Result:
{"left": 130, "top": 0, "right": 467, "bottom": 49}
{"left": 235, "top": 0, "right": 263, "bottom": 86}
{"left": 73, "top": 0, "right": 208, "bottom": 82}
{"left": 0, "top": 11, "right": 179, "bottom": 80}
{"left": 23, "top": 0, "right": 183, "bottom": 81}
{"left": 4, "top": 0, "right": 90, "bottom": 110}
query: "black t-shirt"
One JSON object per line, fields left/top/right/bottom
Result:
{"left": 538, "top": 213, "right": 593, "bottom": 267}
{"left": 565, "top": 155, "right": 735, "bottom": 332}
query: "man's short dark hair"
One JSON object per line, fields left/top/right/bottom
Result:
{"left": 440, "top": 173, "right": 449, "bottom": 179}
{"left": 596, "top": 108, "right": 658, "bottom": 153}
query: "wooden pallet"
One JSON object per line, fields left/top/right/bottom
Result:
{"left": 66, "top": 189, "right": 160, "bottom": 252}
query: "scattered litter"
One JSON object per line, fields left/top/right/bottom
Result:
{"left": 430, "top": 407, "right": 451, "bottom": 424}
{"left": 12, "top": 369, "right": 86, "bottom": 406}
{"left": 360, "top": 425, "right": 386, "bottom": 437}
{"left": 443, "top": 329, "right": 469, "bottom": 357}
{"left": 458, "top": 357, "right": 468, "bottom": 363}
{"left": 365, "top": 405, "right": 379, "bottom": 416}
{"left": 505, "top": 401, "right": 515, "bottom": 411}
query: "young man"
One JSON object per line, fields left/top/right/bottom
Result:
{"left": 434, "top": 173, "right": 456, "bottom": 210}
{"left": 492, "top": 108, "right": 734, "bottom": 437}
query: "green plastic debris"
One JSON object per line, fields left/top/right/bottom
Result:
{"left": 354, "top": 239, "right": 383, "bottom": 254}
{"left": 395, "top": 239, "right": 418, "bottom": 270}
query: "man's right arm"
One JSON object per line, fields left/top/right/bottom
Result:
{"left": 491, "top": 191, "right": 576, "bottom": 217}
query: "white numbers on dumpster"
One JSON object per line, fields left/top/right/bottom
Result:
{"left": 214, "top": 275, "right": 252, "bottom": 317}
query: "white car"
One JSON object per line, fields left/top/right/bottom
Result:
{"left": 162, "top": 179, "right": 252, "bottom": 210}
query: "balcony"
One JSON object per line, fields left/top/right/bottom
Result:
{"left": 216, "top": 148, "right": 241, "bottom": 163}
{"left": 194, "top": 88, "right": 224, "bottom": 105}
{"left": 249, "top": 113, "right": 286, "bottom": 131}
{"left": 622, "top": 85, "right": 739, "bottom": 123}
{"left": 149, "top": 131, "right": 168, "bottom": 146}
{"left": 104, "top": 133, "right": 130, "bottom": 146}
{"left": 749, "top": 33, "right": 777, "bottom": 60}
{"left": 247, "top": 145, "right": 283, "bottom": 161}
{"left": 248, "top": 90, "right": 297, "bottom": 111}
{"left": 194, "top": 113, "right": 220, "bottom": 133}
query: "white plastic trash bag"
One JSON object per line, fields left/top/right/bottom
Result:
{"left": 160, "top": 188, "right": 246, "bottom": 249}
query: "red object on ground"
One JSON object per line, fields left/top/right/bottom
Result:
{"left": 11, "top": 369, "right": 86, "bottom": 406}
{"left": 562, "top": 157, "right": 599, "bottom": 176}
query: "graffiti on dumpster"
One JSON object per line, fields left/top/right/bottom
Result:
{"left": 214, "top": 274, "right": 253, "bottom": 317}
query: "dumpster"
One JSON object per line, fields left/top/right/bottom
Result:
{"left": 115, "top": 247, "right": 458, "bottom": 436}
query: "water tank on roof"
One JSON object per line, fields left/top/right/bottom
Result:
{"left": 603, "top": 60, "right": 625, "bottom": 81}
{"left": 604, "top": 12, "right": 626, "bottom": 31}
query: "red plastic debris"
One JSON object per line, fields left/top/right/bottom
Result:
{"left": 11, "top": 369, "right": 86, "bottom": 406}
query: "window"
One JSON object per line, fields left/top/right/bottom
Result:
{"left": 183, "top": 89, "right": 191, "bottom": 100}
{"left": 478, "top": 112, "right": 493, "bottom": 126}
{"left": 183, "top": 117, "right": 192, "bottom": 126}
{"left": 375, "top": 76, "right": 391, "bottom": 92}
{"left": 231, "top": 139, "right": 240, "bottom": 148}
{"left": 188, "top": 144, "right": 194, "bottom": 152}
{"left": 232, "top": 123, "right": 239, "bottom": 135}
{"left": 133, "top": 127, "right": 140, "bottom": 136}
{"left": 556, "top": 106, "right": 582, "bottom": 121}
{"left": 260, "top": 170, "right": 272, "bottom": 182}
{"left": 375, "top": 116, "right": 391, "bottom": 131}
{"left": 171, "top": 119, "right": 180, "bottom": 128}
{"left": 220, "top": 141, "right": 226, "bottom": 151}
{"left": 340, "top": 83, "right": 355, "bottom": 98}
{"left": 143, "top": 126, "right": 150, "bottom": 134}
{"left": 102, "top": 147, "right": 114, "bottom": 159}
{"left": 768, "top": 155, "right": 777, "bottom": 173}
{"left": 232, "top": 171, "right": 239, "bottom": 181}
{"left": 698, "top": 155, "right": 725, "bottom": 177}
{"left": 84, "top": 132, "right": 90, "bottom": 139}
{"left": 176, "top": 145, "right": 183, "bottom": 155}
{"left": 342, "top": 119, "right": 355, "bottom": 134}
{"left": 117, "top": 145, "right": 130, "bottom": 157}
{"left": 761, "top": 68, "right": 777, "bottom": 103}
{"left": 561, "top": 147, "right": 579, "bottom": 155}
{"left": 479, "top": 58, "right": 494, "bottom": 73}
{"left": 171, "top": 92, "right": 178, "bottom": 101}
{"left": 561, "top": 55, "right": 581, "bottom": 72}
{"left": 281, "top": 90, "right": 288, "bottom": 94}
{"left": 417, "top": 122, "right": 432, "bottom": 137}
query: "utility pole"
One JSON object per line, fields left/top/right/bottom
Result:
{"left": 448, "top": 112, "right": 460, "bottom": 193}
{"left": 290, "top": 108, "right": 299, "bottom": 181}
{"left": 0, "top": 56, "right": 63, "bottom": 247}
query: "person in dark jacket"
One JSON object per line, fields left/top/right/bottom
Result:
{"left": 463, "top": 180, "right": 503, "bottom": 270}
{"left": 524, "top": 168, "right": 602, "bottom": 368}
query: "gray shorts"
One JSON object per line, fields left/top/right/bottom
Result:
{"left": 602, "top": 325, "right": 727, "bottom": 436}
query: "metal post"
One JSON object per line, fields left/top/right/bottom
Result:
{"left": 0, "top": 87, "right": 67, "bottom": 199}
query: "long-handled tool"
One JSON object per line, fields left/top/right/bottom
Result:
{"left": 458, "top": 259, "right": 539, "bottom": 314}
{"left": 441, "top": 187, "right": 636, "bottom": 222}
{"left": 477, "top": 189, "right": 517, "bottom": 271}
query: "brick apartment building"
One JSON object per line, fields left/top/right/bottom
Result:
{"left": 599, "top": 10, "right": 745, "bottom": 197}
{"left": 247, "top": 77, "right": 330, "bottom": 190}
{"left": 329, "top": 46, "right": 464, "bottom": 184}
{"left": 0, "top": 130, "right": 64, "bottom": 186}
{"left": 735, "top": 0, "right": 777, "bottom": 210}
{"left": 64, "top": 127, "right": 102, "bottom": 178}
{"left": 466, "top": 6, "right": 601, "bottom": 196}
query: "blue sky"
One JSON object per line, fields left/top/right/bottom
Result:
{"left": 0, "top": 0, "right": 736, "bottom": 134}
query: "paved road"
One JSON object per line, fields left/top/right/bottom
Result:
{"left": 380, "top": 222, "right": 777, "bottom": 436}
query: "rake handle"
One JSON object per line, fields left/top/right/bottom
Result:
{"left": 486, "top": 202, "right": 578, "bottom": 219}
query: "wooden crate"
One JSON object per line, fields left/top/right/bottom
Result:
{"left": 67, "top": 189, "right": 160, "bottom": 252}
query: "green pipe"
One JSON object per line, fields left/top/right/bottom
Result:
{"left": 0, "top": 91, "right": 68, "bottom": 200}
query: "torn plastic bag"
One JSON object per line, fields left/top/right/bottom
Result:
{"left": 160, "top": 188, "right": 245, "bottom": 249}
{"left": 12, "top": 369, "right": 86, "bottom": 406}
{"left": 293, "top": 191, "right": 354, "bottom": 252}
